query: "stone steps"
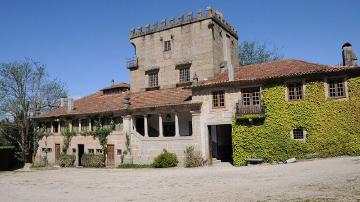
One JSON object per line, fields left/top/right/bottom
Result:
{"left": 211, "top": 158, "right": 232, "bottom": 167}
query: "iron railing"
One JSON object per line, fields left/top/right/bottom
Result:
{"left": 127, "top": 57, "right": 138, "bottom": 69}
{"left": 236, "top": 101, "right": 265, "bottom": 118}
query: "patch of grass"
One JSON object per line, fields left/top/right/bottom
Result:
{"left": 117, "top": 164, "right": 153, "bottom": 169}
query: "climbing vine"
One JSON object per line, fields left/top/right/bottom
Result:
{"left": 232, "top": 76, "right": 360, "bottom": 166}
{"left": 61, "top": 124, "right": 76, "bottom": 154}
{"left": 83, "top": 121, "right": 114, "bottom": 164}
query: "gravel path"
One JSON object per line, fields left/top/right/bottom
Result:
{"left": 1, "top": 156, "right": 360, "bottom": 201}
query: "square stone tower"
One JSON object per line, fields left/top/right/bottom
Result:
{"left": 128, "top": 7, "right": 239, "bottom": 92}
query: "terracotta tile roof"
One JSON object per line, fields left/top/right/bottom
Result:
{"left": 100, "top": 82, "right": 130, "bottom": 91}
{"left": 34, "top": 87, "right": 194, "bottom": 119}
{"left": 199, "top": 59, "right": 359, "bottom": 87}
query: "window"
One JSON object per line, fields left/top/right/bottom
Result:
{"left": 96, "top": 149, "right": 103, "bottom": 154}
{"left": 288, "top": 82, "right": 304, "bottom": 101}
{"left": 72, "top": 148, "right": 76, "bottom": 153}
{"left": 148, "top": 72, "right": 158, "bottom": 87}
{"left": 117, "top": 149, "right": 122, "bottom": 155}
{"left": 242, "top": 88, "right": 261, "bottom": 106}
{"left": 88, "top": 149, "right": 94, "bottom": 154}
{"left": 292, "top": 128, "right": 306, "bottom": 140}
{"left": 164, "top": 40, "right": 171, "bottom": 51}
{"left": 212, "top": 91, "right": 225, "bottom": 108}
{"left": 179, "top": 68, "right": 190, "bottom": 83}
{"left": 328, "top": 79, "right": 346, "bottom": 98}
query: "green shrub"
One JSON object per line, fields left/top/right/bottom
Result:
{"left": 153, "top": 149, "right": 179, "bottom": 168}
{"left": 81, "top": 154, "right": 105, "bottom": 168}
{"left": 184, "top": 146, "right": 204, "bottom": 168}
{"left": 59, "top": 154, "right": 76, "bottom": 167}
{"left": 117, "top": 164, "right": 153, "bottom": 169}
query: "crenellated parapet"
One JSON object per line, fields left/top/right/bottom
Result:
{"left": 130, "top": 7, "right": 238, "bottom": 39}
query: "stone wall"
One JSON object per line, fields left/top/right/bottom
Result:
{"left": 129, "top": 8, "right": 239, "bottom": 92}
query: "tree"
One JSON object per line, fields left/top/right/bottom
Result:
{"left": 239, "top": 41, "right": 282, "bottom": 66}
{"left": 0, "top": 59, "right": 67, "bottom": 163}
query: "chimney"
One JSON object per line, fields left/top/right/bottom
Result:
{"left": 67, "top": 98, "right": 74, "bottom": 113}
{"left": 60, "top": 98, "right": 68, "bottom": 107}
{"left": 342, "top": 43, "right": 358, "bottom": 66}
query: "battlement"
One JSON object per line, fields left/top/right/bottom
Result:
{"left": 130, "top": 7, "right": 238, "bottom": 39}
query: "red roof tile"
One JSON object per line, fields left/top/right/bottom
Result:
{"left": 200, "top": 59, "right": 358, "bottom": 86}
{"left": 34, "top": 87, "right": 194, "bottom": 119}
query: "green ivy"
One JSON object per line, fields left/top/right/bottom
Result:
{"left": 61, "top": 126, "right": 76, "bottom": 154}
{"left": 232, "top": 77, "right": 360, "bottom": 166}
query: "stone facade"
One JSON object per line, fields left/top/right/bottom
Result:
{"left": 129, "top": 7, "right": 239, "bottom": 92}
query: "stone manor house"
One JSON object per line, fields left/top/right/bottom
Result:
{"left": 34, "top": 7, "right": 359, "bottom": 167}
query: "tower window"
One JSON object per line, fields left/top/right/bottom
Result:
{"left": 179, "top": 68, "right": 190, "bottom": 83}
{"left": 148, "top": 72, "right": 158, "bottom": 87}
{"left": 164, "top": 40, "right": 171, "bottom": 51}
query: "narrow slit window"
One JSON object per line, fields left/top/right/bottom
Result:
{"left": 164, "top": 40, "right": 171, "bottom": 51}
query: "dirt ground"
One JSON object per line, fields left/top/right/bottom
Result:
{"left": 0, "top": 156, "right": 359, "bottom": 202}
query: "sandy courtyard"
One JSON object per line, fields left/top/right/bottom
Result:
{"left": 0, "top": 156, "right": 360, "bottom": 201}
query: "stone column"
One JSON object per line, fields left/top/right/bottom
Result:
{"left": 122, "top": 115, "right": 132, "bottom": 134}
{"left": 175, "top": 112, "right": 180, "bottom": 137}
{"left": 79, "top": 119, "right": 82, "bottom": 133}
{"left": 57, "top": 120, "right": 61, "bottom": 134}
{"left": 144, "top": 115, "right": 148, "bottom": 137}
{"left": 89, "top": 118, "right": 92, "bottom": 131}
{"left": 69, "top": 120, "right": 73, "bottom": 132}
{"left": 51, "top": 121, "right": 54, "bottom": 133}
{"left": 159, "top": 114, "right": 163, "bottom": 137}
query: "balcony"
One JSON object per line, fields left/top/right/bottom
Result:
{"left": 236, "top": 101, "right": 265, "bottom": 119}
{"left": 127, "top": 57, "right": 138, "bottom": 70}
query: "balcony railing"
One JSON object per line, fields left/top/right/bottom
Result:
{"left": 236, "top": 101, "right": 265, "bottom": 118}
{"left": 127, "top": 57, "right": 138, "bottom": 69}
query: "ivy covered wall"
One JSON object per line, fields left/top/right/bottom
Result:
{"left": 232, "top": 76, "right": 360, "bottom": 166}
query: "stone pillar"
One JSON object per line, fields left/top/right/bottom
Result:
{"left": 144, "top": 115, "right": 148, "bottom": 137}
{"left": 69, "top": 120, "right": 73, "bottom": 132}
{"left": 57, "top": 120, "right": 61, "bottom": 133}
{"left": 51, "top": 121, "right": 54, "bottom": 133}
{"left": 79, "top": 119, "right": 82, "bottom": 133}
{"left": 89, "top": 118, "right": 92, "bottom": 131}
{"left": 175, "top": 112, "right": 180, "bottom": 137}
{"left": 159, "top": 114, "right": 163, "bottom": 137}
{"left": 122, "top": 115, "right": 132, "bottom": 135}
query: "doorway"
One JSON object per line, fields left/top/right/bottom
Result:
{"left": 208, "top": 124, "right": 233, "bottom": 163}
{"left": 55, "top": 144, "right": 60, "bottom": 165}
{"left": 135, "top": 117, "right": 144, "bottom": 136}
{"left": 107, "top": 144, "right": 115, "bottom": 166}
{"left": 78, "top": 144, "right": 84, "bottom": 166}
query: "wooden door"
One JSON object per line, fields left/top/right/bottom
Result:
{"left": 55, "top": 144, "right": 61, "bottom": 165}
{"left": 107, "top": 144, "right": 115, "bottom": 166}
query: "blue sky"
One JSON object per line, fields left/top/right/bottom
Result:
{"left": 0, "top": 0, "right": 359, "bottom": 98}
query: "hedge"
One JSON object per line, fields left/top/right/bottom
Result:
{"left": 153, "top": 149, "right": 179, "bottom": 168}
{"left": 232, "top": 76, "right": 360, "bottom": 166}
{"left": 59, "top": 154, "right": 76, "bottom": 167}
{"left": 81, "top": 153, "right": 105, "bottom": 167}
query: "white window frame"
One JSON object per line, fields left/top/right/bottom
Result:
{"left": 324, "top": 77, "right": 349, "bottom": 100}
{"left": 290, "top": 128, "right": 307, "bottom": 141}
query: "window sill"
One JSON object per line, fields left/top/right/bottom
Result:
{"left": 146, "top": 86, "right": 160, "bottom": 91}
{"left": 176, "top": 81, "right": 192, "bottom": 87}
